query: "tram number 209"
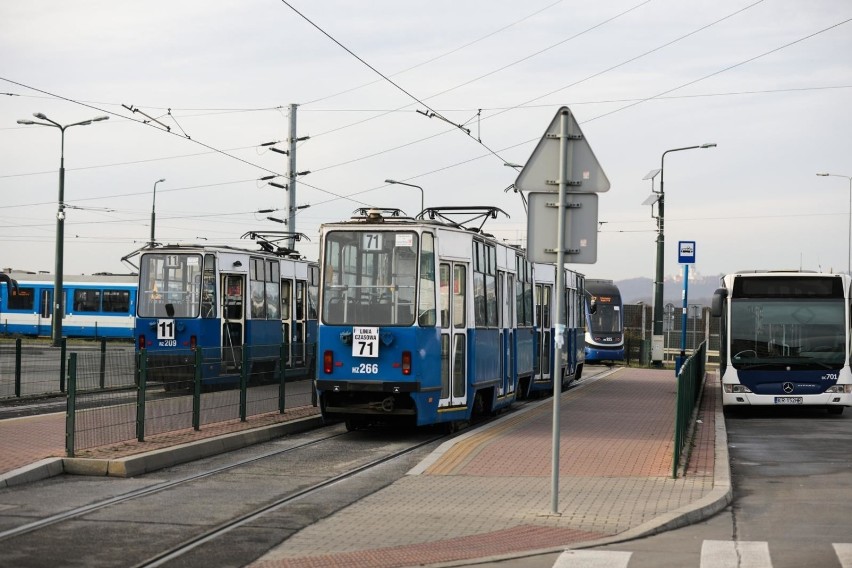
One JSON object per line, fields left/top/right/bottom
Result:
{"left": 159, "top": 340, "right": 177, "bottom": 347}
{"left": 352, "top": 363, "right": 379, "bottom": 374}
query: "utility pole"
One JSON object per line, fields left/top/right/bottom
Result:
{"left": 287, "top": 103, "right": 298, "bottom": 250}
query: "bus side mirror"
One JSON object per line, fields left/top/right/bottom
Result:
{"left": 710, "top": 288, "right": 727, "bottom": 318}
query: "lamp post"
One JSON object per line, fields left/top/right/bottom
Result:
{"left": 816, "top": 173, "right": 852, "bottom": 275}
{"left": 16, "top": 112, "right": 109, "bottom": 347}
{"left": 651, "top": 143, "right": 716, "bottom": 368}
{"left": 384, "top": 179, "right": 424, "bottom": 215}
{"left": 150, "top": 178, "right": 166, "bottom": 247}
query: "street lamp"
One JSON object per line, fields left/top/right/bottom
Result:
{"left": 384, "top": 179, "right": 424, "bottom": 215}
{"left": 150, "top": 178, "right": 166, "bottom": 247}
{"left": 651, "top": 143, "right": 716, "bottom": 368}
{"left": 16, "top": 112, "right": 109, "bottom": 347}
{"left": 816, "top": 173, "right": 852, "bottom": 275}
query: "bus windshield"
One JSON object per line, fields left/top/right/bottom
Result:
{"left": 322, "top": 230, "right": 418, "bottom": 326}
{"left": 730, "top": 298, "right": 846, "bottom": 368}
{"left": 138, "top": 253, "right": 203, "bottom": 318}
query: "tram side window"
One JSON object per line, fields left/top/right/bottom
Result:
{"left": 8, "top": 287, "right": 34, "bottom": 310}
{"left": 473, "top": 241, "right": 498, "bottom": 328}
{"left": 418, "top": 232, "right": 436, "bottom": 326}
{"left": 74, "top": 289, "right": 101, "bottom": 312}
{"left": 103, "top": 290, "right": 130, "bottom": 313}
{"left": 515, "top": 257, "right": 533, "bottom": 327}
{"left": 201, "top": 254, "right": 216, "bottom": 318}
{"left": 250, "top": 258, "right": 281, "bottom": 320}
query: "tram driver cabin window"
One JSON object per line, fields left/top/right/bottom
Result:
{"left": 323, "top": 231, "right": 418, "bottom": 326}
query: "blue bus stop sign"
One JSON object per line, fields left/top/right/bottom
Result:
{"left": 678, "top": 241, "right": 696, "bottom": 264}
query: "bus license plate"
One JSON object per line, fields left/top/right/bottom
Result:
{"left": 774, "top": 396, "right": 803, "bottom": 405}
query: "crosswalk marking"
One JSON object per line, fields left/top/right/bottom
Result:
{"left": 554, "top": 549, "right": 631, "bottom": 568}
{"left": 701, "top": 540, "right": 771, "bottom": 568}
{"left": 553, "top": 541, "right": 852, "bottom": 567}
{"left": 836, "top": 543, "right": 852, "bottom": 567}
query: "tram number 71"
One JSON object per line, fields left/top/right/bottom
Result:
{"left": 352, "top": 326, "right": 379, "bottom": 358}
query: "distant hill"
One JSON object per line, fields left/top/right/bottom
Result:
{"left": 614, "top": 274, "right": 723, "bottom": 307}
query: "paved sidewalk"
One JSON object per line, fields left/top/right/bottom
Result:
{"left": 250, "top": 367, "right": 729, "bottom": 567}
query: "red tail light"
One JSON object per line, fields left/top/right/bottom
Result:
{"left": 323, "top": 350, "right": 334, "bottom": 374}
{"left": 402, "top": 351, "right": 412, "bottom": 375}
{"left": 190, "top": 335, "right": 197, "bottom": 349}
{"left": 138, "top": 335, "right": 146, "bottom": 350}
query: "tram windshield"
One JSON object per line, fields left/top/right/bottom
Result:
{"left": 729, "top": 298, "right": 846, "bottom": 368}
{"left": 589, "top": 301, "right": 621, "bottom": 333}
{"left": 322, "top": 230, "right": 418, "bottom": 326}
{"left": 138, "top": 253, "right": 205, "bottom": 318}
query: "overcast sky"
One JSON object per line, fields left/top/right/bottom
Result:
{"left": 2, "top": 0, "right": 851, "bottom": 284}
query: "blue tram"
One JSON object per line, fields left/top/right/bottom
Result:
{"left": 315, "top": 207, "right": 586, "bottom": 430}
{"left": 0, "top": 272, "right": 136, "bottom": 339}
{"left": 131, "top": 235, "right": 318, "bottom": 387}
{"left": 583, "top": 279, "right": 625, "bottom": 363}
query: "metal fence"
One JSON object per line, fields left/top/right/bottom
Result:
{"left": 672, "top": 341, "right": 706, "bottom": 478}
{"left": 0, "top": 338, "right": 135, "bottom": 399}
{"left": 65, "top": 343, "right": 315, "bottom": 456}
{"left": 622, "top": 304, "right": 720, "bottom": 366}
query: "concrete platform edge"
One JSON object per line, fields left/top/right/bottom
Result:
{"left": 0, "top": 415, "right": 325, "bottom": 486}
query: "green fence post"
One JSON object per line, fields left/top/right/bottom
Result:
{"left": 193, "top": 348, "right": 202, "bottom": 431}
{"left": 279, "top": 343, "right": 287, "bottom": 414}
{"left": 65, "top": 353, "right": 77, "bottom": 457}
{"left": 14, "top": 338, "right": 22, "bottom": 397}
{"left": 99, "top": 338, "right": 106, "bottom": 389}
{"left": 59, "top": 338, "right": 67, "bottom": 393}
{"left": 136, "top": 349, "right": 147, "bottom": 442}
{"left": 239, "top": 347, "right": 248, "bottom": 422}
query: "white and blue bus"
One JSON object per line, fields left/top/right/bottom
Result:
{"left": 711, "top": 271, "right": 852, "bottom": 414}
{"left": 315, "top": 207, "right": 586, "bottom": 430}
{"left": 583, "top": 278, "right": 624, "bottom": 363}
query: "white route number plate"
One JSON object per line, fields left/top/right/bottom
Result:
{"left": 774, "top": 396, "right": 803, "bottom": 405}
{"left": 352, "top": 327, "right": 379, "bottom": 358}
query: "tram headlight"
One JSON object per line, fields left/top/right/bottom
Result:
{"left": 723, "top": 384, "right": 752, "bottom": 394}
{"left": 826, "top": 384, "right": 852, "bottom": 393}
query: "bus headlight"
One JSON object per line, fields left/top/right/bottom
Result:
{"left": 826, "top": 385, "right": 852, "bottom": 393}
{"left": 723, "top": 384, "right": 752, "bottom": 394}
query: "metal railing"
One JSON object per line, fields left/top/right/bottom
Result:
{"left": 672, "top": 340, "right": 706, "bottom": 478}
{"left": 64, "top": 343, "right": 315, "bottom": 456}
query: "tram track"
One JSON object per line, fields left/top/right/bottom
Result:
{"left": 0, "top": 424, "right": 446, "bottom": 568}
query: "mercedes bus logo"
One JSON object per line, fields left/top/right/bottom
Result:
{"left": 783, "top": 382, "right": 795, "bottom": 394}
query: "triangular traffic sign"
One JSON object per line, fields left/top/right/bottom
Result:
{"left": 515, "top": 106, "right": 610, "bottom": 193}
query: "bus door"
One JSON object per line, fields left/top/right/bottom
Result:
{"left": 536, "top": 283, "right": 552, "bottom": 382}
{"left": 221, "top": 274, "right": 245, "bottom": 371}
{"left": 440, "top": 262, "right": 468, "bottom": 408}
{"left": 39, "top": 289, "right": 52, "bottom": 335}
